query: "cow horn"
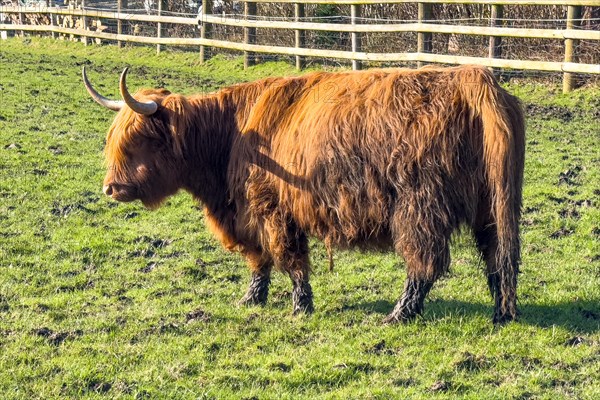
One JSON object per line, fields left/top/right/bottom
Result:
{"left": 82, "top": 66, "right": 124, "bottom": 112}
{"left": 119, "top": 67, "right": 158, "bottom": 116}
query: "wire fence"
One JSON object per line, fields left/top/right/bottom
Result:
{"left": 1, "top": 1, "right": 599, "bottom": 90}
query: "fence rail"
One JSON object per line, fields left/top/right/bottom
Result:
{"left": 1, "top": 1, "right": 599, "bottom": 92}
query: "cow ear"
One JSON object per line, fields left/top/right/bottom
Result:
{"left": 160, "top": 94, "right": 191, "bottom": 157}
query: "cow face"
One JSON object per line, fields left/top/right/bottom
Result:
{"left": 83, "top": 67, "right": 181, "bottom": 209}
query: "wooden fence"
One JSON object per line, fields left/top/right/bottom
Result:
{"left": 1, "top": 0, "right": 599, "bottom": 92}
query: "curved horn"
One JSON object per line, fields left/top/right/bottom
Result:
{"left": 119, "top": 67, "right": 158, "bottom": 116}
{"left": 82, "top": 66, "right": 124, "bottom": 112}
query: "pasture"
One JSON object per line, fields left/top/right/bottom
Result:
{"left": 0, "top": 38, "right": 599, "bottom": 399}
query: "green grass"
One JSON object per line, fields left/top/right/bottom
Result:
{"left": 0, "top": 37, "right": 599, "bottom": 399}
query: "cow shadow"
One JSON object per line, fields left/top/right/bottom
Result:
{"left": 351, "top": 298, "right": 600, "bottom": 333}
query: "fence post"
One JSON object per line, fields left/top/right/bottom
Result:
{"left": 294, "top": 3, "right": 305, "bottom": 70}
{"left": 117, "top": 0, "right": 127, "bottom": 48}
{"left": 157, "top": 0, "right": 165, "bottom": 55}
{"left": 81, "top": 0, "right": 87, "bottom": 46}
{"left": 351, "top": 3, "right": 362, "bottom": 70}
{"left": 49, "top": 0, "right": 55, "bottom": 39}
{"left": 244, "top": 1, "right": 257, "bottom": 69}
{"left": 488, "top": 4, "right": 503, "bottom": 59}
{"left": 417, "top": 3, "right": 433, "bottom": 68}
{"left": 19, "top": 2, "right": 24, "bottom": 38}
{"left": 563, "top": 5, "right": 582, "bottom": 93}
{"left": 199, "top": 0, "right": 212, "bottom": 64}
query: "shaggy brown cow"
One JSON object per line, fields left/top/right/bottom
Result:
{"left": 83, "top": 64, "right": 525, "bottom": 323}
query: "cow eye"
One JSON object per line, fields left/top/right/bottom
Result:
{"left": 149, "top": 138, "right": 164, "bottom": 151}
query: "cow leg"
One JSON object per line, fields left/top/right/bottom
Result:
{"left": 265, "top": 213, "right": 313, "bottom": 315}
{"left": 383, "top": 242, "right": 449, "bottom": 324}
{"left": 283, "top": 236, "right": 313, "bottom": 315}
{"left": 383, "top": 278, "right": 434, "bottom": 324}
{"left": 289, "top": 266, "right": 314, "bottom": 315}
{"left": 238, "top": 251, "right": 273, "bottom": 306}
{"left": 474, "top": 222, "right": 518, "bottom": 324}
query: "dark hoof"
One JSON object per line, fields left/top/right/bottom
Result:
{"left": 382, "top": 311, "right": 417, "bottom": 325}
{"left": 238, "top": 274, "right": 270, "bottom": 307}
{"left": 291, "top": 280, "right": 313, "bottom": 316}
{"left": 237, "top": 293, "right": 267, "bottom": 307}
{"left": 292, "top": 301, "right": 314, "bottom": 316}
{"left": 493, "top": 310, "right": 518, "bottom": 325}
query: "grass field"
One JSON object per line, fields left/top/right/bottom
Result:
{"left": 0, "top": 38, "right": 599, "bottom": 399}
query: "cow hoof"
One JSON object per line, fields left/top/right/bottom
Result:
{"left": 382, "top": 308, "right": 421, "bottom": 324}
{"left": 492, "top": 310, "right": 517, "bottom": 325}
{"left": 237, "top": 293, "right": 267, "bottom": 307}
{"left": 291, "top": 280, "right": 314, "bottom": 316}
{"left": 292, "top": 302, "right": 314, "bottom": 316}
{"left": 238, "top": 274, "right": 270, "bottom": 306}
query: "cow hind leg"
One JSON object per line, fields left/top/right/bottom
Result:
{"left": 384, "top": 238, "right": 450, "bottom": 324}
{"left": 474, "top": 221, "right": 518, "bottom": 324}
{"left": 238, "top": 251, "right": 273, "bottom": 306}
{"left": 283, "top": 233, "right": 313, "bottom": 315}
{"left": 265, "top": 213, "right": 313, "bottom": 315}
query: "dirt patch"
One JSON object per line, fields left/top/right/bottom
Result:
{"left": 364, "top": 339, "right": 394, "bottom": 355}
{"left": 269, "top": 362, "right": 291, "bottom": 372}
{"left": 547, "top": 195, "right": 567, "bottom": 204}
{"left": 32, "top": 168, "right": 48, "bottom": 176}
{"left": 565, "top": 336, "right": 585, "bottom": 346}
{"left": 139, "top": 262, "right": 158, "bottom": 273}
{"left": 129, "top": 236, "right": 174, "bottom": 258}
{"left": 48, "top": 145, "right": 63, "bottom": 155}
{"left": 124, "top": 212, "right": 138, "bottom": 220}
{"left": 558, "top": 208, "right": 580, "bottom": 219}
{"left": 392, "top": 377, "right": 416, "bottom": 387}
{"left": 525, "top": 104, "right": 574, "bottom": 122}
{"left": 33, "top": 327, "right": 82, "bottom": 345}
{"left": 580, "top": 309, "right": 599, "bottom": 320}
{"left": 429, "top": 380, "right": 450, "bottom": 392}
{"left": 550, "top": 227, "right": 574, "bottom": 239}
{"left": 53, "top": 204, "right": 96, "bottom": 218}
{"left": 558, "top": 165, "right": 582, "bottom": 186}
{"left": 186, "top": 308, "right": 211, "bottom": 323}
{"left": 134, "top": 236, "right": 173, "bottom": 249}
{"left": 90, "top": 381, "right": 112, "bottom": 393}
{"left": 454, "top": 352, "right": 490, "bottom": 371}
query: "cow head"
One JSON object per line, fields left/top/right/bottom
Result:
{"left": 83, "top": 67, "right": 184, "bottom": 209}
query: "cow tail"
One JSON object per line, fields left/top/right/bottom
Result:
{"left": 461, "top": 67, "right": 525, "bottom": 319}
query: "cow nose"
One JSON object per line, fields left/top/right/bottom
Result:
{"left": 103, "top": 185, "right": 113, "bottom": 196}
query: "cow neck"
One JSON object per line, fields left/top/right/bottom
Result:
{"left": 180, "top": 91, "right": 237, "bottom": 213}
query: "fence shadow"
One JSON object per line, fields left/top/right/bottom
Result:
{"left": 351, "top": 298, "right": 600, "bottom": 333}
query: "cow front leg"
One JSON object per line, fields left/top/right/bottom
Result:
{"left": 290, "top": 269, "right": 314, "bottom": 315}
{"left": 265, "top": 214, "right": 313, "bottom": 315}
{"left": 385, "top": 230, "right": 450, "bottom": 323}
{"left": 238, "top": 251, "right": 272, "bottom": 306}
{"left": 383, "top": 278, "right": 433, "bottom": 323}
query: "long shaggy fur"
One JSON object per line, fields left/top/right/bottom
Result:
{"left": 102, "top": 65, "right": 525, "bottom": 323}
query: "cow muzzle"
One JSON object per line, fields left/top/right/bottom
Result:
{"left": 103, "top": 185, "right": 113, "bottom": 196}
{"left": 102, "top": 182, "right": 138, "bottom": 202}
